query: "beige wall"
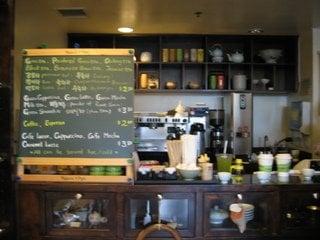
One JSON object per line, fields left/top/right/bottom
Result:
{"left": 312, "top": 28, "right": 320, "bottom": 156}
{"left": 14, "top": 1, "right": 307, "bottom": 150}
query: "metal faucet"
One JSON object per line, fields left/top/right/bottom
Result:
{"left": 272, "top": 137, "right": 293, "bottom": 154}
{"left": 263, "top": 135, "right": 269, "bottom": 153}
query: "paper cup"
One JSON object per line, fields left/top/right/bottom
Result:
{"left": 276, "top": 154, "right": 292, "bottom": 172}
{"left": 258, "top": 154, "right": 273, "bottom": 172}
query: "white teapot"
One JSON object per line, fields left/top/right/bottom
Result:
{"left": 88, "top": 211, "right": 108, "bottom": 226}
{"left": 227, "top": 51, "right": 244, "bottom": 63}
{"left": 208, "top": 44, "right": 223, "bottom": 57}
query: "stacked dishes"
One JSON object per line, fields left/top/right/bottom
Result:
{"left": 230, "top": 203, "right": 255, "bottom": 222}
{"left": 239, "top": 203, "right": 255, "bottom": 222}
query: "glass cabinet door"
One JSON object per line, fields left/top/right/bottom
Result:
{"left": 281, "top": 188, "right": 320, "bottom": 236}
{"left": 124, "top": 192, "right": 195, "bottom": 238}
{"left": 204, "top": 191, "right": 277, "bottom": 237}
{"left": 45, "top": 192, "right": 116, "bottom": 238}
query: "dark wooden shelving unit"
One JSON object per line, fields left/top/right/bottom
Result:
{"left": 17, "top": 181, "right": 320, "bottom": 240}
{"left": 69, "top": 33, "right": 298, "bottom": 94}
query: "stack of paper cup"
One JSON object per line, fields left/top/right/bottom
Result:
{"left": 257, "top": 153, "right": 274, "bottom": 172}
{"left": 181, "top": 134, "right": 198, "bottom": 166}
{"left": 275, "top": 153, "right": 292, "bottom": 172}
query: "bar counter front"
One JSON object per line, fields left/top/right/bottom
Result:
{"left": 17, "top": 174, "right": 320, "bottom": 240}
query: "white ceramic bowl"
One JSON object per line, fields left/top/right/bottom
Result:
{"left": 212, "top": 56, "right": 224, "bottom": 63}
{"left": 259, "top": 49, "right": 282, "bottom": 63}
{"left": 177, "top": 167, "right": 200, "bottom": 180}
{"left": 302, "top": 168, "right": 315, "bottom": 180}
{"left": 256, "top": 171, "right": 271, "bottom": 183}
{"left": 278, "top": 172, "right": 289, "bottom": 183}
{"left": 218, "top": 172, "right": 231, "bottom": 184}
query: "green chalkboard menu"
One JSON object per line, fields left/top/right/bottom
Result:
{"left": 18, "top": 49, "right": 134, "bottom": 158}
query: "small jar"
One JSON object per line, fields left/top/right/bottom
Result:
{"left": 176, "top": 49, "right": 183, "bottom": 62}
{"left": 201, "top": 162, "right": 213, "bottom": 181}
{"left": 139, "top": 73, "right": 148, "bottom": 89}
{"left": 208, "top": 74, "right": 217, "bottom": 90}
{"left": 169, "top": 49, "right": 176, "bottom": 62}
{"left": 184, "top": 49, "right": 190, "bottom": 62}
{"left": 197, "top": 49, "right": 204, "bottom": 62}
{"left": 162, "top": 48, "right": 169, "bottom": 62}
{"left": 217, "top": 74, "right": 225, "bottom": 90}
{"left": 190, "top": 48, "right": 197, "bottom": 62}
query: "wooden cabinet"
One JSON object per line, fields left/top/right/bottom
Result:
{"left": 203, "top": 190, "right": 278, "bottom": 238}
{"left": 44, "top": 192, "right": 117, "bottom": 239}
{"left": 124, "top": 192, "right": 195, "bottom": 238}
{"left": 280, "top": 186, "right": 320, "bottom": 238}
{"left": 68, "top": 33, "right": 298, "bottom": 94}
{"left": 18, "top": 183, "right": 320, "bottom": 240}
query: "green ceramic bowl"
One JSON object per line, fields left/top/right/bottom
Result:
{"left": 105, "top": 166, "right": 122, "bottom": 173}
{"left": 90, "top": 166, "right": 106, "bottom": 172}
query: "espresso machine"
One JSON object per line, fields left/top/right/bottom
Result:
{"left": 134, "top": 113, "right": 189, "bottom": 153}
{"left": 134, "top": 110, "right": 210, "bottom": 161}
{"left": 208, "top": 109, "right": 225, "bottom": 154}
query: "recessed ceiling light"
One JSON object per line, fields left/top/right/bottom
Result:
{"left": 248, "top": 27, "right": 263, "bottom": 34}
{"left": 117, "top": 27, "right": 134, "bottom": 33}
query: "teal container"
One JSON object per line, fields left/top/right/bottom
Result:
{"left": 209, "top": 74, "right": 217, "bottom": 89}
{"left": 176, "top": 49, "right": 183, "bottom": 62}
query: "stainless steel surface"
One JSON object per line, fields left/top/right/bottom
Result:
{"left": 209, "top": 109, "right": 224, "bottom": 127}
{"left": 231, "top": 93, "right": 252, "bottom": 155}
{"left": 134, "top": 113, "right": 189, "bottom": 152}
{"left": 188, "top": 116, "right": 210, "bottom": 149}
{"left": 134, "top": 113, "right": 210, "bottom": 152}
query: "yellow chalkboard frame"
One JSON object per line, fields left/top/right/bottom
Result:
{"left": 18, "top": 48, "right": 135, "bottom": 183}
{"left": 23, "top": 48, "right": 134, "bottom": 56}
{"left": 17, "top": 157, "right": 134, "bottom": 183}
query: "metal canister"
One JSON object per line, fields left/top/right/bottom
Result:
{"left": 190, "top": 48, "right": 197, "bottom": 62}
{"left": 162, "top": 48, "right": 169, "bottom": 62}
{"left": 208, "top": 74, "right": 217, "bottom": 89}
{"left": 197, "top": 49, "right": 204, "bottom": 62}
{"left": 169, "top": 48, "right": 176, "bottom": 62}
{"left": 176, "top": 48, "right": 183, "bottom": 62}
{"left": 184, "top": 49, "right": 190, "bottom": 62}
{"left": 217, "top": 74, "right": 225, "bottom": 90}
{"left": 140, "top": 73, "right": 148, "bottom": 89}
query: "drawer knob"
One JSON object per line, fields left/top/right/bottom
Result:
{"left": 75, "top": 193, "right": 82, "bottom": 199}
{"left": 237, "top": 194, "right": 243, "bottom": 200}
{"left": 313, "top": 193, "right": 319, "bottom": 199}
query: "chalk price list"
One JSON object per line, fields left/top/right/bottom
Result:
{"left": 19, "top": 55, "right": 134, "bottom": 157}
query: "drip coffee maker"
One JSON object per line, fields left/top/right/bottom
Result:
{"left": 209, "top": 109, "right": 225, "bottom": 154}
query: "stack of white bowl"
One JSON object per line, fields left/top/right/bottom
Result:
{"left": 239, "top": 203, "right": 255, "bottom": 222}
{"left": 229, "top": 203, "right": 255, "bottom": 222}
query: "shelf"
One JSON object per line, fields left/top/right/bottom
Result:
{"left": 135, "top": 89, "right": 234, "bottom": 94}
{"left": 252, "top": 63, "right": 296, "bottom": 66}
{"left": 68, "top": 34, "right": 298, "bottom": 94}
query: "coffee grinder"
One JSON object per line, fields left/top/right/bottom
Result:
{"left": 209, "top": 109, "right": 225, "bottom": 154}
